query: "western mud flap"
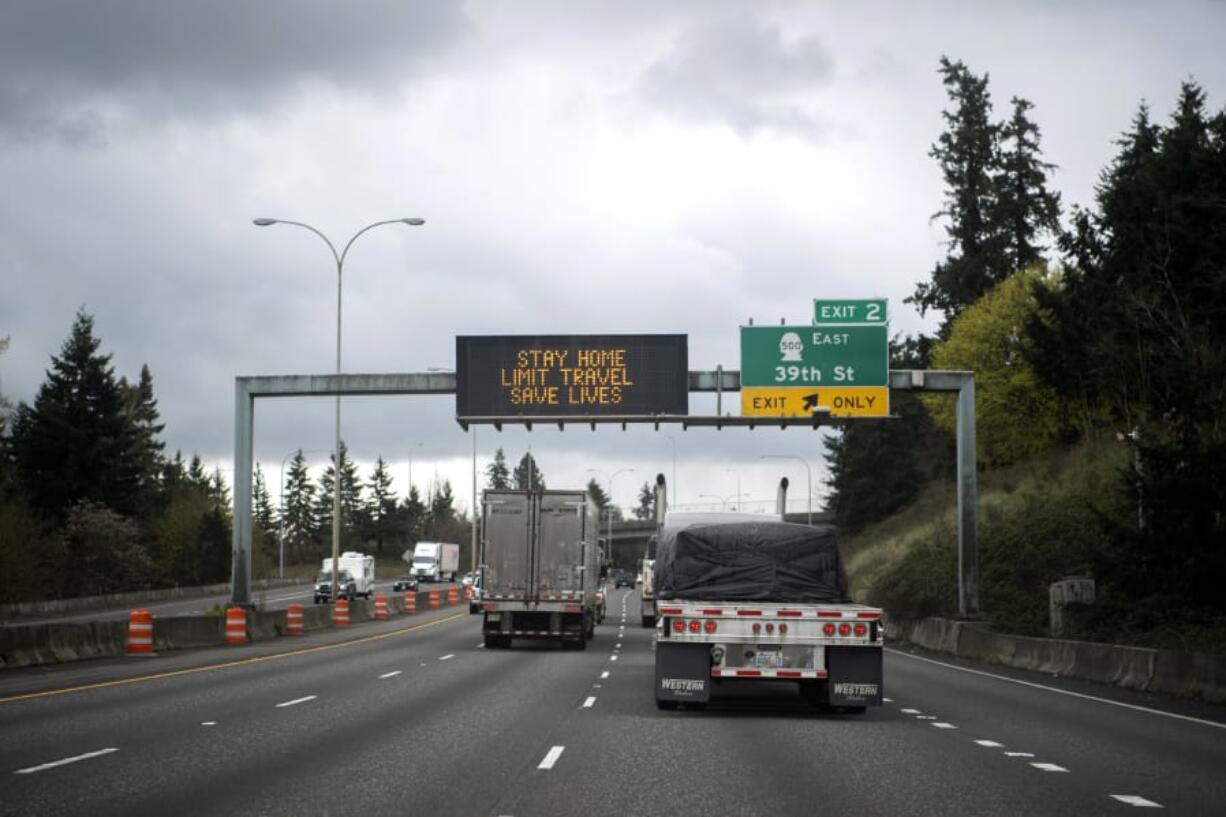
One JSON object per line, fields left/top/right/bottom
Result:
{"left": 655, "top": 642, "right": 711, "bottom": 704}
{"left": 826, "top": 646, "right": 884, "bottom": 706}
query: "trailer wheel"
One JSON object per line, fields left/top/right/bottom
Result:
{"left": 656, "top": 700, "right": 678, "bottom": 711}
{"left": 483, "top": 633, "right": 506, "bottom": 649}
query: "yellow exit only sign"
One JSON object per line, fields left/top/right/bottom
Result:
{"left": 740, "top": 386, "right": 890, "bottom": 418}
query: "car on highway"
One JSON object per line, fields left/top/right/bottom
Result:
{"left": 392, "top": 575, "right": 419, "bottom": 592}
{"left": 314, "top": 569, "right": 357, "bottom": 604}
{"left": 614, "top": 570, "right": 634, "bottom": 588}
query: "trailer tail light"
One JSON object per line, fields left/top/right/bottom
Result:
{"left": 857, "top": 611, "right": 882, "bottom": 619}
{"left": 752, "top": 622, "right": 761, "bottom": 634}
{"left": 854, "top": 623, "right": 867, "bottom": 637}
{"left": 688, "top": 620, "right": 701, "bottom": 633}
{"left": 703, "top": 620, "right": 717, "bottom": 634}
{"left": 765, "top": 623, "right": 775, "bottom": 634}
{"left": 779, "top": 623, "right": 788, "bottom": 634}
{"left": 660, "top": 607, "right": 683, "bottom": 616}
{"left": 823, "top": 623, "right": 836, "bottom": 636}
{"left": 838, "top": 623, "right": 851, "bottom": 636}
{"left": 672, "top": 619, "right": 685, "bottom": 633}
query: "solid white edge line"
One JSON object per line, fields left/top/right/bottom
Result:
{"left": 440, "top": 654, "right": 455, "bottom": 661}
{"left": 15, "top": 747, "right": 119, "bottom": 774}
{"left": 1110, "top": 795, "right": 1163, "bottom": 808}
{"left": 583, "top": 696, "right": 596, "bottom": 708}
{"left": 276, "top": 695, "right": 317, "bottom": 708}
{"left": 538, "top": 745, "right": 565, "bottom": 769}
{"left": 887, "top": 647, "right": 1226, "bottom": 730}
{"left": 378, "top": 671, "right": 402, "bottom": 679}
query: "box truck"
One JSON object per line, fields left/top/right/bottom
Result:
{"left": 480, "top": 489, "right": 601, "bottom": 649}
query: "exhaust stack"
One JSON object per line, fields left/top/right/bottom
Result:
{"left": 776, "top": 477, "right": 789, "bottom": 519}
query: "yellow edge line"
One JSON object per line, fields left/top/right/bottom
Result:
{"left": 0, "top": 611, "right": 469, "bottom": 705}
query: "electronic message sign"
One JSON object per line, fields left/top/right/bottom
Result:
{"left": 456, "top": 334, "right": 688, "bottom": 418}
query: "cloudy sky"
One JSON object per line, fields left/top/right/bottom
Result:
{"left": 3, "top": 1, "right": 1224, "bottom": 518}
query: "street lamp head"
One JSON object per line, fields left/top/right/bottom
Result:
{"left": 252, "top": 218, "right": 278, "bottom": 226}
{"left": 402, "top": 218, "right": 426, "bottom": 226}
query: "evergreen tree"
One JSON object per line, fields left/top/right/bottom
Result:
{"left": 909, "top": 57, "right": 1004, "bottom": 322}
{"left": 313, "top": 442, "right": 363, "bottom": 551}
{"left": 485, "top": 447, "right": 511, "bottom": 489}
{"left": 633, "top": 481, "right": 655, "bottom": 521}
{"left": 427, "top": 479, "right": 456, "bottom": 533}
{"left": 996, "top": 97, "right": 1062, "bottom": 272}
{"left": 365, "top": 456, "right": 398, "bottom": 555}
{"left": 187, "top": 454, "right": 209, "bottom": 490}
{"left": 120, "top": 364, "right": 166, "bottom": 509}
{"left": 909, "top": 58, "right": 1061, "bottom": 329}
{"left": 281, "top": 450, "right": 316, "bottom": 564}
{"left": 512, "top": 452, "right": 545, "bottom": 491}
{"left": 400, "top": 484, "right": 427, "bottom": 547}
{"left": 252, "top": 463, "right": 276, "bottom": 539}
{"left": 161, "top": 450, "right": 187, "bottom": 494}
{"left": 11, "top": 310, "right": 142, "bottom": 518}
{"left": 586, "top": 478, "right": 610, "bottom": 511}
{"left": 208, "top": 467, "right": 230, "bottom": 511}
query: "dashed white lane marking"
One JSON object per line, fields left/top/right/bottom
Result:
{"left": 1004, "top": 751, "right": 1035, "bottom": 758}
{"left": 1110, "top": 795, "right": 1163, "bottom": 808}
{"left": 932, "top": 722, "right": 957, "bottom": 729}
{"left": 440, "top": 654, "right": 455, "bottom": 661}
{"left": 1030, "top": 762, "right": 1068, "bottom": 772}
{"left": 583, "top": 696, "right": 596, "bottom": 708}
{"left": 610, "top": 655, "right": 619, "bottom": 661}
{"left": 916, "top": 715, "right": 938, "bottom": 720}
{"left": 201, "top": 721, "right": 217, "bottom": 727}
{"left": 538, "top": 745, "right": 565, "bottom": 769}
{"left": 600, "top": 671, "right": 609, "bottom": 679}
{"left": 883, "top": 697, "right": 893, "bottom": 703}
{"left": 420, "top": 662, "right": 428, "bottom": 667}
{"left": 889, "top": 648, "right": 1226, "bottom": 731}
{"left": 477, "top": 642, "right": 484, "bottom": 648}
{"left": 616, "top": 643, "right": 622, "bottom": 649}
{"left": 975, "top": 740, "right": 1004, "bottom": 747}
{"left": 276, "top": 695, "right": 317, "bottom": 708}
{"left": 593, "top": 684, "right": 602, "bottom": 689}
{"left": 900, "top": 708, "right": 921, "bottom": 714}
{"left": 15, "top": 747, "right": 119, "bottom": 774}
{"left": 378, "top": 671, "right": 402, "bottom": 679}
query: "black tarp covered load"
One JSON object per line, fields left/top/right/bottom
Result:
{"left": 653, "top": 521, "right": 850, "bottom": 603}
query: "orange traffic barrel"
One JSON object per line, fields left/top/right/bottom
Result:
{"left": 334, "top": 597, "right": 350, "bottom": 628}
{"left": 373, "top": 594, "right": 389, "bottom": 620}
{"left": 403, "top": 592, "right": 417, "bottom": 615}
{"left": 127, "top": 608, "right": 154, "bottom": 655}
{"left": 446, "top": 585, "right": 459, "bottom": 606}
{"left": 225, "top": 606, "right": 247, "bottom": 644}
{"left": 428, "top": 589, "right": 441, "bottom": 609}
{"left": 286, "top": 603, "right": 305, "bottom": 636}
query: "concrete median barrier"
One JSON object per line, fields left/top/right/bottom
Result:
{"left": 892, "top": 617, "right": 1226, "bottom": 704}
{"left": 0, "top": 588, "right": 451, "bottom": 670}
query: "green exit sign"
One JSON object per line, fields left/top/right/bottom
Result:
{"left": 813, "top": 299, "right": 887, "bottom": 325}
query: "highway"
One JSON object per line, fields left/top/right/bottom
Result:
{"left": 2, "top": 579, "right": 442, "bottom": 626}
{"left": 2, "top": 588, "right": 1224, "bottom": 816}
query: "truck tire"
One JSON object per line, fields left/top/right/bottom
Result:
{"left": 484, "top": 632, "right": 505, "bottom": 649}
{"left": 656, "top": 699, "right": 678, "bottom": 711}
{"left": 641, "top": 614, "right": 656, "bottom": 628}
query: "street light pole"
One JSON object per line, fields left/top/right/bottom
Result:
{"left": 255, "top": 216, "right": 424, "bottom": 599}
{"left": 760, "top": 454, "right": 812, "bottom": 525}
{"left": 587, "top": 467, "right": 634, "bottom": 568}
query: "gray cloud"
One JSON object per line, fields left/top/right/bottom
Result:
{"left": 0, "top": 1, "right": 471, "bottom": 143}
{"left": 637, "top": 12, "right": 834, "bottom": 138}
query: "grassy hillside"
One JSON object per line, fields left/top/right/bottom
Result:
{"left": 843, "top": 433, "right": 1138, "bottom": 639}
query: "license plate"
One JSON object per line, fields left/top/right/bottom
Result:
{"left": 486, "top": 612, "right": 502, "bottom": 622}
{"left": 752, "top": 649, "right": 783, "bottom": 669}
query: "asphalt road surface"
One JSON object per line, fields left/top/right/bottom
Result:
{"left": 2, "top": 588, "right": 1223, "bottom": 816}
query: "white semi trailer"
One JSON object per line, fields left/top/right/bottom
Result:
{"left": 409, "top": 542, "right": 460, "bottom": 582}
{"left": 480, "top": 489, "right": 601, "bottom": 650}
